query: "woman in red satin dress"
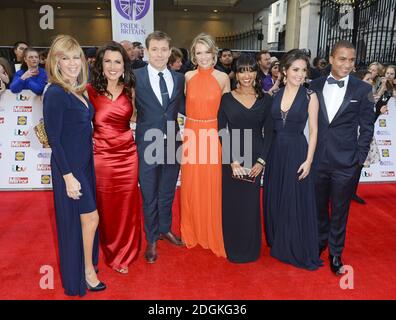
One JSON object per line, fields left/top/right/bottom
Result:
{"left": 87, "top": 41, "right": 141, "bottom": 274}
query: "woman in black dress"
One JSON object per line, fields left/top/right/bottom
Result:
{"left": 218, "top": 54, "right": 273, "bottom": 263}
{"left": 263, "top": 49, "right": 323, "bottom": 270}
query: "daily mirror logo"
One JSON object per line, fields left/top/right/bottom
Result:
{"left": 13, "top": 106, "right": 32, "bottom": 112}
{"left": 9, "top": 177, "right": 29, "bottom": 184}
{"left": 11, "top": 141, "right": 30, "bottom": 147}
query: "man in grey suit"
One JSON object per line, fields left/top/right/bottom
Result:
{"left": 134, "top": 31, "right": 185, "bottom": 263}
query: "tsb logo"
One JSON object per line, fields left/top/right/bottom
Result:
{"left": 17, "top": 116, "right": 27, "bottom": 125}
{"left": 15, "top": 151, "right": 25, "bottom": 161}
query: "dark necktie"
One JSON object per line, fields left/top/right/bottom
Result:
{"left": 327, "top": 77, "right": 345, "bottom": 88}
{"left": 158, "top": 71, "right": 169, "bottom": 109}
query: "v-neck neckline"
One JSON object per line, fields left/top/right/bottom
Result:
{"left": 230, "top": 92, "right": 258, "bottom": 110}
{"left": 279, "top": 86, "right": 301, "bottom": 113}
{"left": 72, "top": 93, "right": 90, "bottom": 110}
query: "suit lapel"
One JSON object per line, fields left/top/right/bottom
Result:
{"left": 142, "top": 66, "right": 164, "bottom": 109}
{"left": 169, "top": 70, "right": 178, "bottom": 103}
{"left": 331, "top": 76, "right": 356, "bottom": 123}
{"left": 316, "top": 77, "right": 329, "bottom": 124}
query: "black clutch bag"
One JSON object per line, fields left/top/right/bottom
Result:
{"left": 232, "top": 167, "right": 256, "bottom": 183}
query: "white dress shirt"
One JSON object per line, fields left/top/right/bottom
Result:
{"left": 323, "top": 73, "right": 349, "bottom": 123}
{"left": 147, "top": 63, "right": 174, "bottom": 106}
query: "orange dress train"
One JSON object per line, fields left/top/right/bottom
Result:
{"left": 180, "top": 67, "right": 226, "bottom": 258}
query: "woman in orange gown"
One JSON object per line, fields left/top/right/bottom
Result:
{"left": 180, "top": 33, "right": 230, "bottom": 257}
{"left": 87, "top": 41, "right": 141, "bottom": 274}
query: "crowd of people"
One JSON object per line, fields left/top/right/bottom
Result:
{"left": 1, "top": 32, "right": 394, "bottom": 297}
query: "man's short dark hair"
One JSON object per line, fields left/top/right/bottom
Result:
{"left": 219, "top": 48, "right": 232, "bottom": 56}
{"left": 132, "top": 41, "right": 142, "bottom": 48}
{"left": 331, "top": 40, "right": 355, "bottom": 57}
{"left": 145, "top": 31, "right": 171, "bottom": 49}
{"left": 256, "top": 49, "right": 270, "bottom": 61}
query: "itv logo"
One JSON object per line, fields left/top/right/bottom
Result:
{"left": 16, "top": 94, "right": 31, "bottom": 101}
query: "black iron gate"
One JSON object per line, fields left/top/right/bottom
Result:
{"left": 216, "top": 29, "right": 262, "bottom": 51}
{"left": 317, "top": 0, "right": 396, "bottom": 66}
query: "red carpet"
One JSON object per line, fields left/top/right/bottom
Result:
{"left": 1, "top": 184, "right": 396, "bottom": 300}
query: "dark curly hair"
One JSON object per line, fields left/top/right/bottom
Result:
{"left": 235, "top": 53, "right": 263, "bottom": 98}
{"left": 91, "top": 41, "right": 135, "bottom": 100}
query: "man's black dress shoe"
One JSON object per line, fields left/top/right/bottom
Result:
{"left": 160, "top": 232, "right": 185, "bottom": 246}
{"left": 329, "top": 255, "right": 345, "bottom": 275}
{"left": 145, "top": 242, "right": 157, "bottom": 263}
{"left": 86, "top": 280, "right": 106, "bottom": 292}
{"left": 351, "top": 193, "right": 366, "bottom": 204}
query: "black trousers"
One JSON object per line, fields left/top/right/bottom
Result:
{"left": 314, "top": 163, "right": 362, "bottom": 256}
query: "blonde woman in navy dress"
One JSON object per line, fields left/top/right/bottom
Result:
{"left": 44, "top": 35, "right": 106, "bottom": 296}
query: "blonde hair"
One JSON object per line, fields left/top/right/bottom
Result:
{"left": 46, "top": 35, "right": 88, "bottom": 94}
{"left": 190, "top": 33, "right": 218, "bottom": 66}
{"left": 368, "top": 61, "right": 384, "bottom": 78}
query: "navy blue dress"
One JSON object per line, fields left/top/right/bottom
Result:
{"left": 263, "top": 86, "right": 323, "bottom": 271}
{"left": 43, "top": 84, "right": 99, "bottom": 296}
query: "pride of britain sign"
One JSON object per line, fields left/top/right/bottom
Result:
{"left": 111, "top": 0, "right": 153, "bottom": 44}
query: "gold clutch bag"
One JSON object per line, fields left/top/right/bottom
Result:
{"left": 34, "top": 119, "right": 50, "bottom": 148}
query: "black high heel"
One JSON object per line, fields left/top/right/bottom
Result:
{"left": 86, "top": 280, "right": 106, "bottom": 292}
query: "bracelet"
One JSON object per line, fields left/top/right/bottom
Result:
{"left": 256, "top": 158, "right": 266, "bottom": 166}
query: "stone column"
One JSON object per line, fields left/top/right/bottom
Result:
{"left": 298, "top": 0, "right": 321, "bottom": 59}
{"left": 284, "top": 0, "right": 301, "bottom": 51}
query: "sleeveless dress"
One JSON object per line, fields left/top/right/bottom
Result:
{"left": 87, "top": 85, "right": 141, "bottom": 271}
{"left": 263, "top": 86, "right": 323, "bottom": 270}
{"left": 180, "top": 67, "right": 226, "bottom": 258}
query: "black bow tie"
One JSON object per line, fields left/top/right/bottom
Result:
{"left": 327, "top": 77, "right": 345, "bottom": 88}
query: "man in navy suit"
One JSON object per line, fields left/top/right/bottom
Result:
{"left": 134, "top": 31, "right": 185, "bottom": 263}
{"left": 310, "top": 40, "right": 375, "bottom": 275}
